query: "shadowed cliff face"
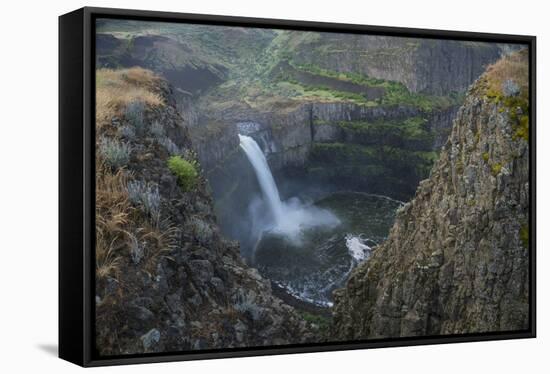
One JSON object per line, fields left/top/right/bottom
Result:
{"left": 190, "top": 36, "right": 514, "bottom": 207}
{"left": 96, "top": 23, "right": 515, "bottom": 206}
{"left": 283, "top": 33, "right": 512, "bottom": 95}
{"left": 94, "top": 69, "right": 317, "bottom": 356}
{"left": 331, "top": 51, "right": 530, "bottom": 339}
{"left": 94, "top": 19, "right": 530, "bottom": 350}
{"left": 96, "top": 33, "right": 227, "bottom": 95}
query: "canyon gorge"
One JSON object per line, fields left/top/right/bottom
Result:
{"left": 93, "top": 19, "right": 530, "bottom": 355}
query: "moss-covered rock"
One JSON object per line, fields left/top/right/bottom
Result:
{"left": 332, "top": 51, "right": 530, "bottom": 340}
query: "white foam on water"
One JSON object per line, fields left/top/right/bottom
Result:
{"left": 345, "top": 234, "right": 372, "bottom": 262}
{"left": 275, "top": 281, "right": 334, "bottom": 308}
{"left": 239, "top": 134, "right": 340, "bottom": 243}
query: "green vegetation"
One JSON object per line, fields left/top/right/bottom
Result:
{"left": 491, "top": 163, "right": 503, "bottom": 176}
{"left": 514, "top": 114, "right": 529, "bottom": 141}
{"left": 519, "top": 224, "right": 529, "bottom": 249}
{"left": 292, "top": 62, "right": 387, "bottom": 87}
{"left": 298, "top": 311, "right": 331, "bottom": 333}
{"left": 124, "top": 101, "right": 146, "bottom": 134}
{"left": 483, "top": 50, "right": 529, "bottom": 141}
{"left": 307, "top": 141, "right": 436, "bottom": 199}
{"left": 494, "top": 91, "right": 529, "bottom": 142}
{"left": 98, "top": 19, "right": 274, "bottom": 77}
{"left": 402, "top": 117, "right": 430, "bottom": 137}
{"left": 127, "top": 180, "right": 161, "bottom": 224}
{"left": 311, "top": 142, "right": 437, "bottom": 166}
{"left": 290, "top": 62, "right": 462, "bottom": 111}
{"left": 455, "top": 159, "right": 464, "bottom": 174}
{"left": 167, "top": 156, "right": 198, "bottom": 191}
{"left": 482, "top": 152, "right": 490, "bottom": 162}
{"left": 332, "top": 117, "right": 433, "bottom": 145}
{"left": 381, "top": 82, "right": 460, "bottom": 111}
{"left": 94, "top": 66, "right": 178, "bottom": 285}
{"left": 310, "top": 143, "right": 377, "bottom": 164}
{"left": 474, "top": 130, "right": 481, "bottom": 144}
{"left": 381, "top": 146, "right": 438, "bottom": 176}
{"left": 277, "top": 78, "right": 378, "bottom": 105}
{"left": 99, "top": 137, "right": 131, "bottom": 169}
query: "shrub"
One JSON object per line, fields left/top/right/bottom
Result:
{"left": 128, "top": 232, "right": 145, "bottom": 265}
{"left": 167, "top": 156, "right": 198, "bottom": 191}
{"left": 119, "top": 125, "right": 136, "bottom": 140}
{"left": 150, "top": 120, "right": 165, "bottom": 138}
{"left": 99, "top": 137, "right": 131, "bottom": 169}
{"left": 185, "top": 216, "right": 214, "bottom": 244}
{"left": 124, "top": 101, "right": 146, "bottom": 134}
{"left": 298, "top": 311, "right": 331, "bottom": 332}
{"left": 127, "top": 180, "right": 161, "bottom": 224}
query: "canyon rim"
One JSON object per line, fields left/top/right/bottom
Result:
{"left": 92, "top": 17, "right": 531, "bottom": 357}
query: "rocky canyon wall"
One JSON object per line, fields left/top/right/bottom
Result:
{"left": 331, "top": 51, "right": 530, "bottom": 339}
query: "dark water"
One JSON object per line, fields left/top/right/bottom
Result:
{"left": 254, "top": 192, "right": 402, "bottom": 307}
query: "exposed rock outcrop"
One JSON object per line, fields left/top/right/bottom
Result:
{"left": 95, "top": 71, "right": 315, "bottom": 356}
{"left": 331, "top": 51, "right": 530, "bottom": 339}
{"left": 97, "top": 24, "right": 514, "bottom": 205}
{"left": 285, "top": 33, "right": 514, "bottom": 95}
{"left": 96, "top": 33, "right": 227, "bottom": 95}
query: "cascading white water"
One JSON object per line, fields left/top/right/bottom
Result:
{"left": 239, "top": 133, "right": 340, "bottom": 242}
{"left": 239, "top": 134, "right": 284, "bottom": 225}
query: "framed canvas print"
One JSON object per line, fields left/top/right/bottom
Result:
{"left": 59, "top": 7, "right": 536, "bottom": 367}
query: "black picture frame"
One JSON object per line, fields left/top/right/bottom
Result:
{"left": 59, "top": 6, "right": 537, "bottom": 367}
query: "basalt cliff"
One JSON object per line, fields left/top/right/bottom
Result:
{"left": 93, "top": 20, "right": 530, "bottom": 353}
{"left": 331, "top": 51, "right": 530, "bottom": 339}
{"left": 94, "top": 69, "right": 315, "bottom": 355}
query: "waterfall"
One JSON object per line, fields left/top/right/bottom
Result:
{"left": 239, "top": 134, "right": 284, "bottom": 225}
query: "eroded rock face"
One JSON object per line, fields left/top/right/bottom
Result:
{"left": 289, "top": 34, "right": 512, "bottom": 95}
{"left": 96, "top": 33, "right": 227, "bottom": 94}
{"left": 331, "top": 62, "right": 530, "bottom": 339}
{"left": 95, "top": 77, "right": 316, "bottom": 356}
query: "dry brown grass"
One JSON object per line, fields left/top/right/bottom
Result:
{"left": 485, "top": 49, "right": 529, "bottom": 97}
{"left": 95, "top": 161, "right": 132, "bottom": 280}
{"left": 139, "top": 222, "right": 179, "bottom": 274}
{"left": 96, "top": 67, "right": 165, "bottom": 128}
{"left": 95, "top": 158, "right": 178, "bottom": 280}
{"left": 483, "top": 49, "right": 529, "bottom": 141}
{"left": 94, "top": 67, "right": 178, "bottom": 286}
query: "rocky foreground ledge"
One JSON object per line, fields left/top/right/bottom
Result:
{"left": 331, "top": 50, "right": 530, "bottom": 339}
{"left": 94, "top": 68, "right": 317, "bottom": 356}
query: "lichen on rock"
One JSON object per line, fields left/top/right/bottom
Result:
{"left": 331, "top": 50, "right": 530, "bottom": 339}
{"left": 94, "top": 68, "right": 317, "bottom": 356}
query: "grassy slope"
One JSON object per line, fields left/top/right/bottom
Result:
{"left": 95, "top": 67, "right": 184, "bottom": 284}
{"left": 97, "top": 21, "right": 465, "bottom": 117}
{"left": 194, "top": 30, "right": 468, "bottom": 118}
{"left": 96, "top": 23, "right": 487, "bottom": 203}
{"left": 97, "top": 19, "right": 275, "bottom": 76}
{"left": 482, "top": 49, "right": 529, "bottom": 140}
